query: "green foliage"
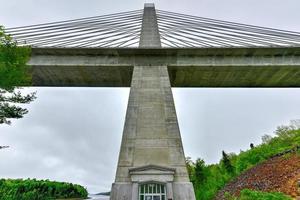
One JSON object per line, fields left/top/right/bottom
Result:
{"left": 0, "top": 26, "right": 31, "bottom": 90}
{"left": 222, "top": 151, "right": 235, "bottom": 175}
{"left": 187, "top": 159, "right": 232, "bottom": 200}
{"left": 0, "top": 178, "right": 88, "bottom": 200}
{"left": 194, "top": 158, "right": 206, "bottom": 185}
{"left": 186, "top": 157, "right": 195, "bottom": 182}
{"left": 0, "top": 26, "right": 35, "bottom": 125}
{"left": 225, "top": 189, "right": 292, "bottom": 200}
{"left": 188, "top": 121, "right": 300, "bottom": 200}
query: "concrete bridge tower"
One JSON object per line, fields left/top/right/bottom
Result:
{"left": 110, "top": 3, "right": 196, "bottom": 200}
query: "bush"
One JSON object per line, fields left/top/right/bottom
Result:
{"left": 0, "top": 179, "right": 88, "bottom": 200}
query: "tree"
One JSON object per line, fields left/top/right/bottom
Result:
{"left": 290, "top": 119, "right": 300, "bottom": 129}
{"left": 185, "top": 157, "right": 195, "bottom": 182}
{"left": 222, "top": 150, "right": 234, "bottom": 174}
{"left": 194, "top": 158, "right": 206, "bottom": 185}
{"left": 261, "top": 134, "right": 273, "bottom": 144}
{"left": 275, "top": 120, "right": 300, "bottom": 139}
{"left": 0, "top": 26, "right": 35, "bottom": 125}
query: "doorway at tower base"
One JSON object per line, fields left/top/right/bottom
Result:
{"left": 110, "top": 165, "right": 196, "bottom": 200}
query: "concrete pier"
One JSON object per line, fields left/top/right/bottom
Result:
{"left": 110, "top": 3, "right": 196, "bottom": 200}
{"left": 110, "top": 65, "right": 195, "bottom": 200}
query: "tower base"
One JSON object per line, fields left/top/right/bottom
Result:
{"left": 110, "top": 165, "right": 196, "bottom": 200}
{"left": 110, "top": 182, "right": 196, "bottom": 200}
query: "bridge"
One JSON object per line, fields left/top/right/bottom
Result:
{"left": 7, "top": 3, "right": 300, "bottom": 200}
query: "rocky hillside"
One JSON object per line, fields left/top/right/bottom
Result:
{"left": 215, "top": 153, "right": 300, "bottom": 199}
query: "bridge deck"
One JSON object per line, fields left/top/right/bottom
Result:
{"left": 29, "top": 47, "right": 300, "bottom": 87}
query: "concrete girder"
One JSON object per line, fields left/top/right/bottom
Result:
{"left": 29, "top": 47, "right": 300, "bottom": 87}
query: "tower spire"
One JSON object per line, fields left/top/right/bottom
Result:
{"left": 139, "top": 3, "right": 161, "bottom": 47}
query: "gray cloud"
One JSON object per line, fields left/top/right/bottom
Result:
{"left": 0, "top": 88, "right": 129, "bottom": 193}
{"left": 174, "top": 88, "right": 300, "bottom": 164}
{"left": 1, "top": 0, "right": 300, "bottom": 193}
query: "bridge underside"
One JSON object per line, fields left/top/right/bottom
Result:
{"left": 29, "top": 47, "right": 300, "bottom": 87}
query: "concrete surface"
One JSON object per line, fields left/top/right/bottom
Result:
{"left": 29, "top": 47, "right": 300, "bottom": 87}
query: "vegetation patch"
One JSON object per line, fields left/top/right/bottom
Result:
{"left": 186, "top": 121, "right": 300, "bottom": 200}
{"left": 225, "top": 189, "right": 292, "bottom": 200}
{"left": 0, "top": 26, "right": 36, "bottom": 125}
{"left": 0, "top": 179, "right": 88, "bottom": 200}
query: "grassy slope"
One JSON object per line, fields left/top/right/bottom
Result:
{"left": 216, "top": 153, "right": 300, "bottom": 199}
{"left": 187, "top": 123, "right": 300, "bottom": 200}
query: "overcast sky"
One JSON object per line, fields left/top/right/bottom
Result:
{"left": 1, "top": 0, "right": 300, "bottom": 194}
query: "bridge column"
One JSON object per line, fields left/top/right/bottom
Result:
{"left": 139, "top": 3, "right": 161, "bottom": 48}
{"left": 110, "top": 3, "right": 195, "bottom": 200}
